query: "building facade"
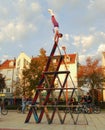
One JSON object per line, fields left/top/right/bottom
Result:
{"left": 57, "top": 54, "right": 78, "bottom": 88}
{"left": 102, "top": 52, "right": 105, "bottom": 101}
{"left": 0, "top": 52, "right": 31, "bottom": 98}
{"left": 0, "top": 59, "right": 16, "bottom": 98}
{"left": 0, "top": 52, "right": 78, "bottom": 99}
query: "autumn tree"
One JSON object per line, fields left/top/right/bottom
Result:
{"left": 22, "top": 48, "right": 48, "bottom": 97}
{"left": 13, "top": 79, "right": 22, "bottom": 97}
{"left": 78, "top": 57, "right": 105, "bottom": 102}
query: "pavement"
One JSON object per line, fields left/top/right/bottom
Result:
{"left": 0, "top": 110, "right": 105, "bottom": 130}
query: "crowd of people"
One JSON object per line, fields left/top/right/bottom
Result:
{"left": 80, "top": 92, "right": 92, "bottom": 105}
{"left": 80, "top": 92, "right": 92, "bottom": 112}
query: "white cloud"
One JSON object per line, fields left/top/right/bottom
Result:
{"left": 73, "top": 35, "right": 94, "bottom": 50}
{"left": 94, "top": 31, "right": 105, "bottom": 47}
{"left": 46, "top": 0, "right": 82, "bottom": 10}
{"left": 78, "top": 41, "right": 105, "bottom": 64}
{"left": 31, "top": 2, "right": 41, "bottom": 12}
{"left": 88, "top": 0, "right": 105, "bottom": 21}
{"left": 88, "top": 0, "right": 105, "bottom": 12}
{"left": 0, "top": 32, "right": 4, "bottom": 42}
{"left": 79, "top": 53, "right": 100, "bottom": 65}
{"left": 73, "top": 36, "right": 81, "bottom": 46}
{"left": 97, "top": 44, "right": 105, "bottom": 54}
{"left": 0, "top": 1, "right": 43, "bottom": 44}
{"left": 82, "top": 49, "right": 87, "bottom": 53}
{"left": 0, "top": 7, "right": 8, "bottom": 17}
{"left": 79, "top": 55, "right": 87, "bottom": 64}
{"left": 17, "top": 1, "right": 42, "bottom": 22}
{"left": 0, "top": 54, "right": 9, "bottom": 63}
{"left": 100, "top": 32, "right": 105, "bottom": 37}
{"left": 59, "top": 33, "right": 70, "bottom": 49}
{"left": 61, "top": 33, "right": 70, "bottom": 42}
{"left": 0, "top": 0, "right": 104, "bottom": 65}
{"left": 0, "top": 22, "right": 37, "bottom": 43}
{"left": 81, "top": 35, "right": 94, "bottom": 48}
{"left": 18, "top": 44, "right": 23, "bottom": 48}
{"left": 46, "top": 0, "right": 66, "bottom": 10}
{"left": 19, "top": 0, "right": 26, "bottom": 2}
{"left": 72, "top": 30, "right": 105, "bottom": 57}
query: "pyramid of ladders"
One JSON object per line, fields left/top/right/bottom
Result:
{"left": 25, "top": 35, "right": 88, "bottom": 125}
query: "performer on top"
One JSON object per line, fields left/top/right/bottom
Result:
{"left": 48, "top": 9, "right": 63, "bottom": 43}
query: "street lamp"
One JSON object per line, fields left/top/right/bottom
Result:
{"left": 62, "top": 46, "right": 68, "bottom": 104}
{"left": 11, "top": 57, "right": 16, "bottom": 94}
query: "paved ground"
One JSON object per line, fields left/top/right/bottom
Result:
{"left": 0, "top": 110, "right": 105, "bottom": 130}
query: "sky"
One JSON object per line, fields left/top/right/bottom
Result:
{"left": 0, "top": 0, "right": 105, "bottom": 64}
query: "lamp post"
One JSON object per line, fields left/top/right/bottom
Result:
{"left": 11, "top": 57, "right": 16, "bottom": 95}
{"left": 62, "top": 46, "right": 68, "bottom": 104}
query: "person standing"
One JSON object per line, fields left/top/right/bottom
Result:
{"left": 22, "top": 95, "right": 26, "bottom": 113}
{"left": 86, "top": 92, "right": 92, "bottom": 104}
{"left": 0, "top": 100, "right": 3, "bottom": 116}
{"left": 86, "top": 92, "right": 92, "bottom": 113}
{"left": 48, "top": 9, "right": 63, "bottom": 43}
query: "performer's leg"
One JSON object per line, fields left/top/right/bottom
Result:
{"left": 48, "top": 9, "right": 59, "bottom": 27}
{"left": 48, "top": 9, "right": 62, "bottom": 43}
{"left": 51, "top": 16, "right": 59, "bottom": 27}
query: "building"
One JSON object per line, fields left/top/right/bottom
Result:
{"left": 52, "top": 53, "right": 78, "bottom": 101}
{"left": 0, "top": 52, "right": 78, "bottom": 99}
{"left": 0, "top": 59, "right": 16, "bottom": 98}
{"left": 102, "top": 52, "right": 105, "bottom": 101}
{"left": 53, "top": 54, "right": 78, "bottom": 88}
{"left": 0, "top": 52, "right": 31, "bottom": 99}
{"left": 16, "top": 52, "right": 31, "bottom": 80}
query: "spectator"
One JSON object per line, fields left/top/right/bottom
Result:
{"left": 0, "top": 100, "right": 3, "bottom": 114}
{"left": 80, "top": 95, "right": 87, "bottom": 105}
{"left": 22, "top": 95, "right": 27, "bottom": 114}
{"left": 86, "top": 92, "right": 92, "bottom": 113}
{"left": 26, "top": 96, "right": 32, "bottom": 105}
{"left": 86, "top": 92, "right": 92, "bottom": 104}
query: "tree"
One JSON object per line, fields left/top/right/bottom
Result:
{"left": 13, "top": 78, "right": 23, "bottom": 97}
{"left": 0, "top": 73, "right": 6, "bottom": 92}
{"left": 78, "top": 57, "right": 105, "bottom": 102}
{"left": 22, "top": 48, "right": 48, "bottom": 97}
{"left": 19, "top": 48, "right": 60, "bottom": 97}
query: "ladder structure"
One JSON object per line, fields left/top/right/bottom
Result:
{"left": 25, "top": 35, "right": 88, "bottom": 125}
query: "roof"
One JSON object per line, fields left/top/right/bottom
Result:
{"left": 67, "top": 54, "right": 77, "bottom": 64}
{"left": 0, "top": 53, "right": 77, "bottom": 70}
{"left": 0, "top": 59, "right": 16, "bottom": 70}
{"left": 32, "top": 53, "right": 77, "bottom": 64}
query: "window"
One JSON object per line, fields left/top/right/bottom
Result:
{"left": 17, "top": 60, "right": 20, "bottom": 67}
{"left": 66, "top": 56, "right": 70, "bottom": 62}
{"left": 53, "top": 59, "right": 56, "bottom": 63}
{"left": 64, "top": 55, "right": 70, "bottom": 62}
{"left": 9, "top": 61, "right": 14, "bottom": 67}
{"left": 6, "top": 88, "right": 10, "bottom": 93}
{"left": 24, "top": 58, "right": 29, "bottom": 67}
{"left": 7, "top": 70, "right": 12, "bottom": 78}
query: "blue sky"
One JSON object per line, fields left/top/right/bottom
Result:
{"left": 0, "top": 0, "right": 105, "bottom": 64}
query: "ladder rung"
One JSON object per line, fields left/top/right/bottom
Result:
{"left": 44, "top": 71, "right": 70, "bottom": 75}
{"left": 36, "top": 87, "right": 77, "bottom": 90}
